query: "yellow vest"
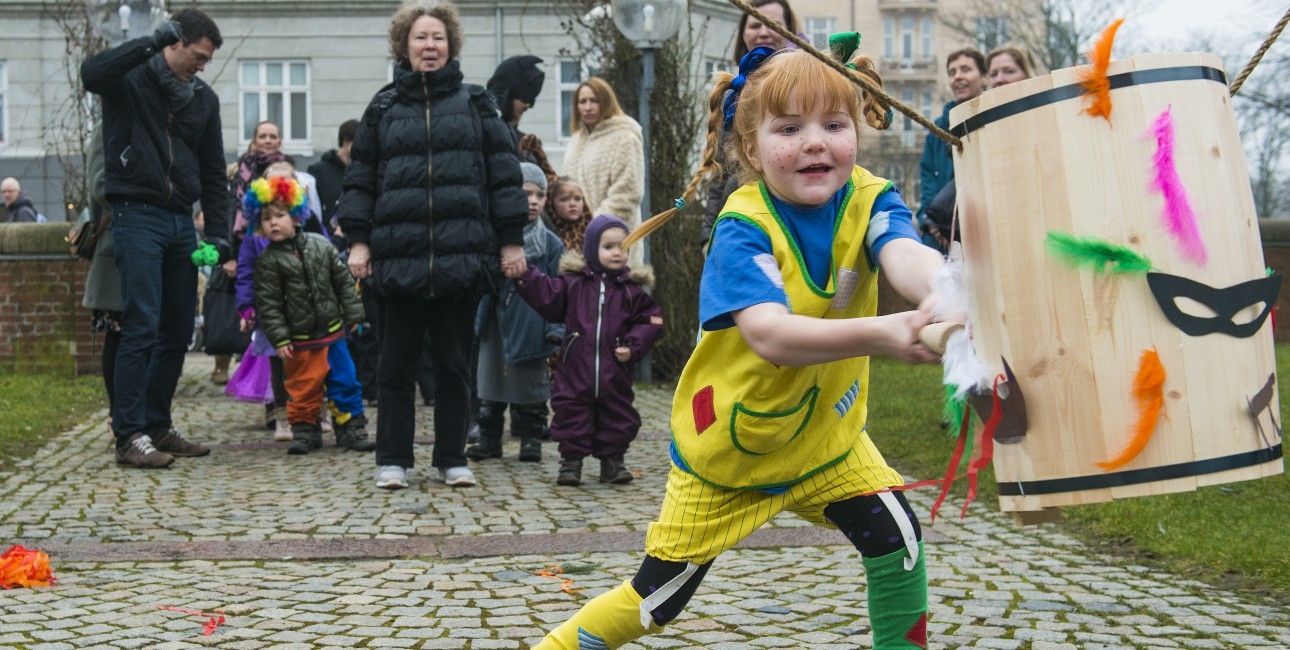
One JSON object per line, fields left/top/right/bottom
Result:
{"left": 672, "top": 167, "right": 892, "bottom": 490}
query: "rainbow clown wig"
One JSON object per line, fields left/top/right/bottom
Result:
{"left": 243, "top": 176, "right": 308, "bottom": 225}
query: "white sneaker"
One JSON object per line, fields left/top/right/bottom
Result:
{"left": 273, "top": 416, "right": 292, "bottom": 442}
{"left": 439, "top": 466, "right": 476, "bottom": 487}
{"left": 375, "top": 465, "right": 408, "bottom": 490}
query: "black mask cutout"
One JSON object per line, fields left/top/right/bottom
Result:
{"left": 1146, "top": 272, "right": 1283, "bottom": 338}
{"left": 969, "top": 357, "right": 1029, "bottom": 444}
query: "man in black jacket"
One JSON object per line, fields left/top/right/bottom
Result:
{"left": 81, "top": 8, "right": 230, "bottom": 469}
{"left": 308, "top": 119, "right": 358, "bottom": 230}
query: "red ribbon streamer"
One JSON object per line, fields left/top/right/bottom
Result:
{"left": 156, "top": 605, "right": 226, "bottom": 636}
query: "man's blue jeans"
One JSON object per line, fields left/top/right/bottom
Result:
{"left": 111, "top": 202, "right": 198, "bottom": 446}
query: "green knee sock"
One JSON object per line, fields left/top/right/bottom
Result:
{"left": 863, "top": 541, "right": 928, "bottom": 649}
{"left": 534, "top": 580, "right": 663, "bottom": 649}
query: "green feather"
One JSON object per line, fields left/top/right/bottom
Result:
{"left": 942, "top": 384, "right": 966, "bottom": 438}
{"left": 1044, "top": 230, "right": 1152, "bottom": 275}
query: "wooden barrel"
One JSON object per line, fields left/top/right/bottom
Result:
{"left": 949, "top": 52, "right": 1283, "bottom": 518}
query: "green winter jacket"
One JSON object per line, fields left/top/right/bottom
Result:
{"left": 254, "top": 231, "right": 364, "bottom": 349}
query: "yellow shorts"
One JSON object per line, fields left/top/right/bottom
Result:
{"left": 644, "top": 431, "right": 903, "bottom": 564}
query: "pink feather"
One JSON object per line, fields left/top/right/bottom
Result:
{"left": 1146, "top": 106, "right": 1207, "bottom": 266}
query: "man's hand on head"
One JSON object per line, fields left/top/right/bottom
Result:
{"left": 152, "top": 21, "right": 182, "bottom": 49}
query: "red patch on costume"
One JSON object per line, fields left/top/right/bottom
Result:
{"left": 905, "top": 613, "right": 928, "bottom": 648}
{"left": 692, "top": 386, "right": 716, "bottom": 433}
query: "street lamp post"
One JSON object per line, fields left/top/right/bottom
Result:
{"left": 611, "top": 0, "right": 683, "bottom": 384}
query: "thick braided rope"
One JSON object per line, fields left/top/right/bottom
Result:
{"left": 726, "top": 0, "right": 962, "bottom": 150}
{"left": 1229, "top": 5, "right": 1290, "bottom": 96}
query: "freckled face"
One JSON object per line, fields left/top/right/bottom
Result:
{"left": 746, "top": 94, "right": 857, "bottom": 208}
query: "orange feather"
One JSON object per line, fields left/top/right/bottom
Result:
{"left": 1079, "top": 18, "right": 1125, "bottom": 123}
{"left": 1098, "top": 348, "right": 1166, "bottom": 471}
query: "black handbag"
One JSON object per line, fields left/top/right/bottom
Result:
{"left": 202, "top": 271, "right": 248, "bottom": 356}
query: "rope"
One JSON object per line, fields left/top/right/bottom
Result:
{"left": 1229, "top": 5, "right": 1290, "bottom": 96}
{"left": 726, "top": 0, "right": 962, "bottom": 149}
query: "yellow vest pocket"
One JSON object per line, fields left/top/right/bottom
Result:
{"left": 730, "top": 388, "right": 819, "bottom": 455}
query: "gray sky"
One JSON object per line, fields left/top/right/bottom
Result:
{"left": 1131, "top": 0, "right": 1285, "bottom": 55}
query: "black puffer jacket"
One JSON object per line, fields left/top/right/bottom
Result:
{"left": 254, "top": 231, "right": 364, "bottom": 349}
{"left": 338, "top": 60, "right": 526, "bottom": 301}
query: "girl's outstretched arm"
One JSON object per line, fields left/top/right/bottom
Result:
{"left": 733, "top": 301, "right": 939, "bottom": 367}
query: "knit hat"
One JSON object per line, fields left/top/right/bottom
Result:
{"left": 583, "top": 214, "right": 630, "bottom": 273}
{"left": 520, "top": 162, "right": 547, "bottom": 190}
{"left": 487, "top": 55, "right": 545, "bottom": 119}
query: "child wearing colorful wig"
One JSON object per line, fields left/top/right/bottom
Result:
{"left": 245, "top": 177, "right": 371, "bottom": 455}
{"left": 534, "top": 43, "right": 946, "bottom": 650}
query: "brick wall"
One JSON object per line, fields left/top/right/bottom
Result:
{"left": 879, "top": 220, "right": 1290, "bottom": 342}
{"left": 0, "top": 223, "right": 96, "bottom": 376}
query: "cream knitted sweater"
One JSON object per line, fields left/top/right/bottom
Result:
{"left": 564, "top": 114, "right": 646, "bottom": 267}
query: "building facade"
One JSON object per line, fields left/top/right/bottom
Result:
{"left": 0, "top": 0, "right": 742, "bottom": 220}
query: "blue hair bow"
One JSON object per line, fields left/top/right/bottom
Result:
{"left": 722, "top": 45, "right": 776, "bottom": 131}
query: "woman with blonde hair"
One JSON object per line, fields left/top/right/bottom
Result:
{"left": 985, "top": 43, "right": 1040, "bottom": 88}
{"left": 562, "top": 77, "right": 646, "bottom": 267}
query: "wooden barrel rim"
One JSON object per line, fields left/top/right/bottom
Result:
{"left": 997, "top": 443, "right": 1282, "bottom": 496}
{"left": 949, "top": 65, "right": 1227, "bottom": 139}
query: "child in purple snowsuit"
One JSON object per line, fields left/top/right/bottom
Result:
{"left": 515, "top": 214, "right": 664, "bottom": 486}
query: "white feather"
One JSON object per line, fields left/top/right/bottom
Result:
{"left": 942, "top": 328, "right": 990, "bottom": 400}
{"left": 931, "top": 243, "right": 969, "bottom": 321}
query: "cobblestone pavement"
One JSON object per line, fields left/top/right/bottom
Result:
{"left": 1, "top": 354, "right": 1288, "bottom": 649}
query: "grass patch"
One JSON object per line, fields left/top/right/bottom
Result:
{"left": 867, "top": 347, "right": 1290, "bottom": 601}
{"left": 0, "top": 374, "right": 106, "bottom": 468}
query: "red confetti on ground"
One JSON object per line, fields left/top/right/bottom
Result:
{"left": 537, "top": 565, "right": 585, "bottom": 594}
{"left": 156, "top": 605, "right": 226, "bottom": 636}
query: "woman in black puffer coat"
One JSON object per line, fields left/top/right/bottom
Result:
{"left": 338, "top": 0, "right": 528, "bottom": 490}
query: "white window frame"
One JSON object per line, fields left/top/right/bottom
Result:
{"left": 556, "top": 58, "right": 601, "bottom": 142}
{"left": 803, "top": 17, "right": 837, "bottom": 51}
{"left": 238, "top": 60, "right": 312, "bottom": 152}
{"left": 921, "top": 17, "right": 933, "bottom": 61}
{"left": 0, "top": 61, "right": 7, "bottom": 144}
{"left": 900, "top": 17, "right": 915, "bottom": 62}
{"left": 883, "top": 18, "right": 894, "bottom": 60}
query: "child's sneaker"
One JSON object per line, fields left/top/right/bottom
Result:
{"left": 518, "top": 437, "right": 542, "bottom": 462}
{"left": 598, "top": 457, "right": 633, "bottom": 484}
{"left": 335, "top": 414, "right": 375, "bottom": 451}
{"left": 273, "top": 407, "right": 292, "bottom": 442}
{"left": 556, "top": 458, "right": 582, "bottom": 486}
{"left": 287, "top": 422, "right": 322, "bottom": 455}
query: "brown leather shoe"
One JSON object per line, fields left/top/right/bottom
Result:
{"left": 115, "top": 433, "right": 175, "bottom": 469}
{"left": 152, "top": 428, "right": 211, "bottom": 457}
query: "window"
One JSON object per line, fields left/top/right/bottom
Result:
{"left": 883, "top": 18, "right": 894, "bottom": 59}
{"left": 921, "top": 17, "right": 933, "bottom": 61}
{"left": 557, "top": 59, "right": 601, "bottom": 140}
{"left": 804, "top": 17, "right": 837, "bottom": 51}
{"left": 239, "top": 60, "right": 311, "bottom": 147}
{"left": 922, "top": 88, "right": 934, "bottom": 120}
{"left": 975, "top": 17, "right": 1009, "bottom": 51}
{"left": 900, "top": 17, "right": 915, "bottom": 61}
{"left": 704, "top": 57, "right": 728, "bottom": 78}
{"left": 901, "top": 88, "right": 915, "bottom": 132}
{"left": 0, "top": 62, "right": 7, "bottom": 143}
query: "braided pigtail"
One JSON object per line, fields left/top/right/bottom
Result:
{"left": 623, "top": 70, "right": 736, "bottom": 250}
{"left": 848, "top": 54, "right": 892, "bottom": 131}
